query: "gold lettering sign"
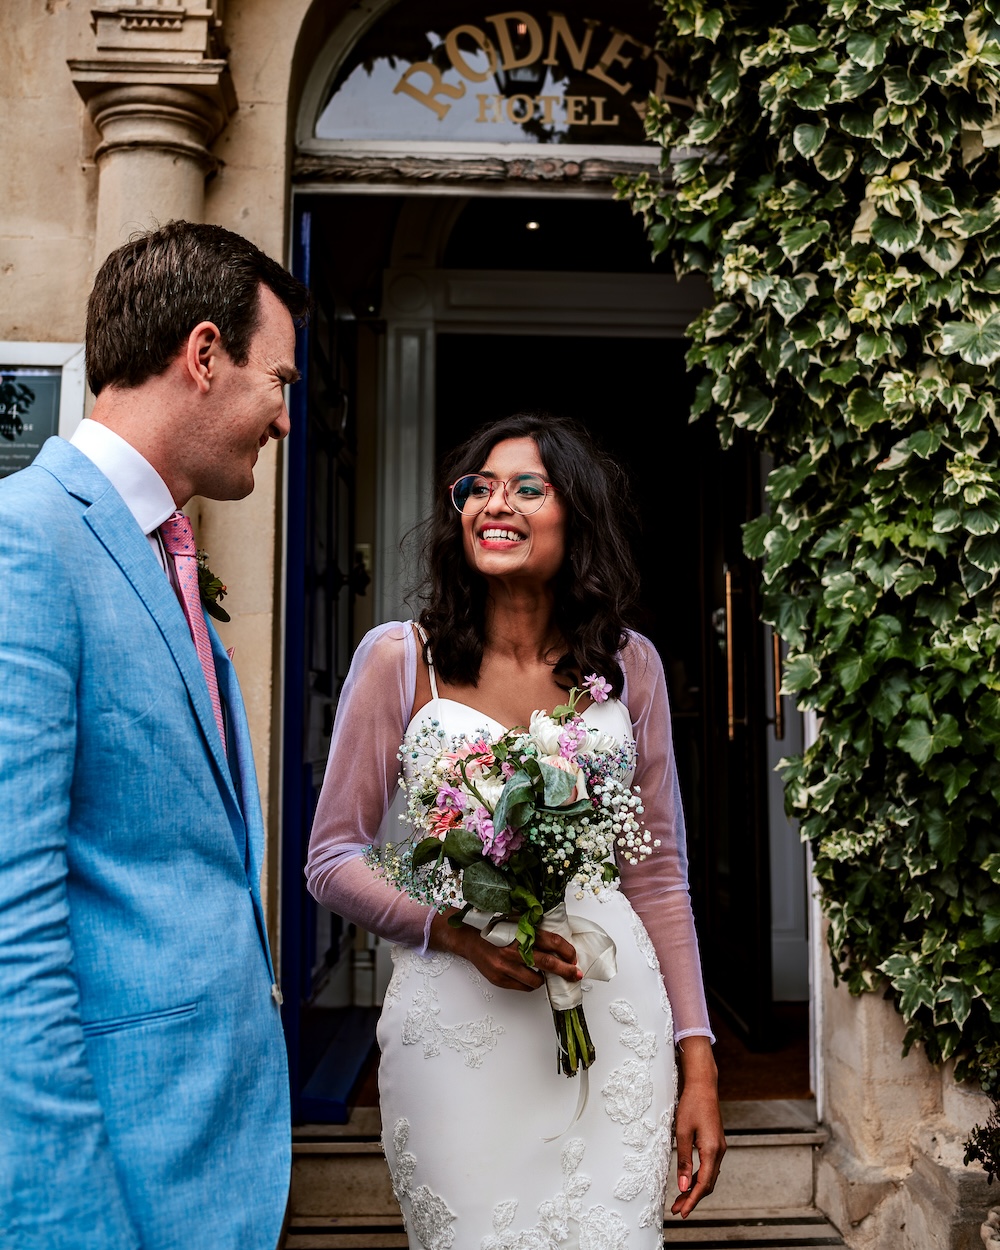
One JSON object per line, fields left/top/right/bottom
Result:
{"left": 315, "top": 2, "right": 689, "bottom": 145}
{"left": 392, "top": 9, "right": 670, "bottom": 129}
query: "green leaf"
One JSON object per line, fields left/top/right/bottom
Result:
{"left": 870, "top": 214, "right": 923, "bottom": 255}
{"left": 794, "top": 121, "right": 828, "bottom": 158}
{"left": 539, "top": 761, "right": 578, "bottom": 807}
{"left": 743, "top": 512, "right": 773, "bottom": 560}
{"left": 883, "top": 66, "right": 926, "bottom": 104}
{"left": 846, "top": 387, "right": 888, "bottom": 429}
{"left": 442, "top": 827, "right": 488, "bottom": 868}
{"left": 411, "top": 836, "right": 446, "bottom": 870}
{"left": 966, "top": 533, "right": 1000, "bottom": 574}
{"left": 897, "top": 714, "right": 962, "bottom": 765}
{"left": 835, "top": 650, "right": 874, "bottom": 693}
{"left": 461, "top": 860, "right": 511, "bottom": 913}
{"left": 846, "top": 29, "right": 891, "bottom": 68}
{"left": 815, "top": 140, "right": 855, "bottom": 180}
{"left": 836, "top": 61, "right": 882, "bottom": 99}
{"left": 779, "top": 221, "right": 829, "bottom": 259}
{"left": 788, "top": 24, "right": 820, "bottom": 51}
{"left": 925, "top": 807, "right": 965, "bottom": 867}
{"left": 939, "top": 313, "right": 1000, "bottom": 366}
{"left": 491, "top": 770, "right": 535, "bottom": 835}
{"left": 782, "top": 653, "right": 822, "bottom": 693}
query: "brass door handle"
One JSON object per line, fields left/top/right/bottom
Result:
{"left": 772, "top": 629, "right": 785, "bottom": 741}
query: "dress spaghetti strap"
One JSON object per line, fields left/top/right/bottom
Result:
{"left": 414, "top": 623, "right": 440, "bottom": 701}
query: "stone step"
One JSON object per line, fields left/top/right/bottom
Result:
{"left": 289, "top": 1100, "right": 829, "bottom": 1224}
{"left": 283, "top": 1208, "right": 844, "bottom": 1248}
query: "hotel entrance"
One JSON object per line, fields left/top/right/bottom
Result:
{"left": 280, "top": 188, "right": 810, "bottom": 1122}
{"left": 280, "top": 0, "right": 809, "bottom": 1126}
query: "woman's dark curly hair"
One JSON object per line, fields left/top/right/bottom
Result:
{"left": 413, "top": 412, "right": 641, "bottom": 698}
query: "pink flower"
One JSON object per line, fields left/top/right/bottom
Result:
{"left": 583, "top": 673, "right": 612, "bottom": 703}
{"left": 540, "top": 754, "right": 590, "bottom": 805}
{"left": 467, "top": 805, "right": 524, "bottom": 864}
{"left": 447, "top": 739, "right": 495, "bottom": 771}
{"left": 435, "top": 784, "right": 466, "bottom": 813}
{"left": 558, "top": 722, "right": 587, "bottom": 758}
{"left": 428, "top": 808, "right": 461, "bottom": 839}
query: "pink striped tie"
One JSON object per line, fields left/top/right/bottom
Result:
{"left": 159, "top": 511, "right": 227, "bottom": 755}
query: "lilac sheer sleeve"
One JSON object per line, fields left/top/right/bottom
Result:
{"left": 305, "top": 621, "right": 436, "bottom": 952}
{"left": 618, "top": 633, "right": 715, "bottom": 1044}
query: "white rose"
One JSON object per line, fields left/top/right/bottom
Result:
{"left": 529, "top": 709, "right": 563, "bottom": 755}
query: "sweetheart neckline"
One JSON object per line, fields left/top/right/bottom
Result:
{"left": 405, "top": 694, "right": 629, "bottom": 740}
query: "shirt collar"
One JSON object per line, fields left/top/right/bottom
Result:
{"left": 69, "top": 419, "right": 177, "bottom": 536}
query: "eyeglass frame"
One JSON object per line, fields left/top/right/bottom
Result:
{"left": 448, "top": 472, "right": 557, "bottom": 516}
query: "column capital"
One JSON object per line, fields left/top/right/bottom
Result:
{"left": 68, "top": 2, "right": 236, "bottom": 169}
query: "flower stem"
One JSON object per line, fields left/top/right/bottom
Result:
{"left": 553, "top": 1004, "right": 596, "bottom": 1076}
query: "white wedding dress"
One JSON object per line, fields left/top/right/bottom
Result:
{"left": 306, "top": 622, "right": 714, "bottom": 1250}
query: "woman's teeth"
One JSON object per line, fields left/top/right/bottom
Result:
{"left": 481, "top": 528, "right": 524, "bottom": 541}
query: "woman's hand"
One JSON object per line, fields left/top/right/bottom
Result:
{"left": 670, "top": 1035, "right": 726, "bottom": 1219}
{"left": 429, "top": 910, "right": 581, "bottom": 991}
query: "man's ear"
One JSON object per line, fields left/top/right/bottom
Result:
{"left": 184, "top": 321, "right": 224, "bottom": 394}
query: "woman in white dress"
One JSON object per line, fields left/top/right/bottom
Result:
{"left": 306, "top": 413, "right": 726, "bottom": 1247}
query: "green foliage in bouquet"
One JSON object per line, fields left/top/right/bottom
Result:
{"left": 615, "top": 0, "right": 1000, "bottom": 1096}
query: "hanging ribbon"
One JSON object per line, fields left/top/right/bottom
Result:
{"left": 463, "top": 902, "right": 617, "bottom": 1140}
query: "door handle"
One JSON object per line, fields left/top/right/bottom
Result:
{"left": 772, "top": 629, "right": 785, "bottom": 741}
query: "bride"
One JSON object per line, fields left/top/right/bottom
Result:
{"left": 305, "top": 412, "right": 725, "bottom": 1246}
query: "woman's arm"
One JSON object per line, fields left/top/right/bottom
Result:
{"left": 305, "top": 623, "right": 436, "bottom": 951}
{"left": 618, "top": 632, "right": 726, "bottom": 1216}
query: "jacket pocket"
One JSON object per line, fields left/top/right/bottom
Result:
{"left": 81, "top": 1001, "right": 198, "bottom": 1037}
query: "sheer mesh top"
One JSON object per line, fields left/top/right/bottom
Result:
{"left": 305, "top": 621, "right": 714, "bottom": 1043}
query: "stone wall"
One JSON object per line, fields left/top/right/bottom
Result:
{"left": 815, "top": 934, "right": 994, "bottom": 1248}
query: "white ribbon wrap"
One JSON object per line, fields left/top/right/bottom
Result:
{"left": 463, "top": 901, "right": 618, "bottom": 1003}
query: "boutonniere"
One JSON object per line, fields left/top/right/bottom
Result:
{"left": 196, "top": 549, "right": 230, "bottom": 622}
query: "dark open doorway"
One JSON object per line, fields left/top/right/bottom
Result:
{"left": 283, "top": 193, "right": 811, "bottom": 1126}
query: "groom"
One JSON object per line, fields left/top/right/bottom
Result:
{"left": 0, "top": 222, "right": 309, "bottom": 1249}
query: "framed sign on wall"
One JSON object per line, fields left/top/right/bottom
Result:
{"left": 0, "top": 342, "right": 86, "bottom": 479}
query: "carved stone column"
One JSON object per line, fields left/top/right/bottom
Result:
{"left": 69, "top": 3, "right": 237, "bottom": 265}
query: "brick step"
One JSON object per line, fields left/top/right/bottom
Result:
{"left": 283, "top": 1208, "right": 844, "bottom": 1249}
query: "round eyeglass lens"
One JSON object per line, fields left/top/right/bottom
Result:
{"left": 450, "top": 473, "right": 549, "bottom": 515}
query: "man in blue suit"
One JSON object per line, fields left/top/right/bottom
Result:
{"left": 0, "top": 221, "right": 310, "bottom": 1249}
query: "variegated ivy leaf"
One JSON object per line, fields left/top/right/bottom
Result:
{"left": 846, "top": 29, "right": 892, "bottom": 69}
{"left": 846, "top": 386, "right": 889, "bottom": 428}
{"left": 939, "top": 312, "right": 1000, "bottom": 365}
{"left": 793, "top": 120, "right": 828, "bottom": 157}
{"left": 916, "top": 233, "right": 966, "bottom": 275}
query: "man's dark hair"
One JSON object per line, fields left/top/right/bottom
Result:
{"left": 85, "top": 220, "right": 311, "bottom": 396}
{"left": 414, "top": 411, "right": 642, "bottom": 699}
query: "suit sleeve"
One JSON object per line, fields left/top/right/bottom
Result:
{"left": 0, "top": 503, "right": 140, "bottom": 1249}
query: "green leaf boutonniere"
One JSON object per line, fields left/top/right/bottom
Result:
{"left": 196, "top": 549, "right": 230, "bottom": 622}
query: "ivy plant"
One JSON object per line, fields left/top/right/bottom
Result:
{"left": 616, "top": 0, "right": 1000, "bottom": 1091}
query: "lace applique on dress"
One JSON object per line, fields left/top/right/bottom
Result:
{"left": 628, "top": 910, "right": 674, "bottom": 1039}
{"left": 481, "top": 1139, "right": 630, "bottom": 1250}
{"left": 387, "top": 1119, "right": 457, "bottom": 1250}
{"left": 602, "top": 999, "right": 674, "bottom": 1229}
{"left": 395, "top": 948, "right": 505, "bottom": 1067}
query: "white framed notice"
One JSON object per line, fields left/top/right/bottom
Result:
{"left": 0, "top": 342, "right": 86, "bottom": 478}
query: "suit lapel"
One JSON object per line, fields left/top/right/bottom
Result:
{"left": 38, "top": 439, "right": 239, "bottom": 814}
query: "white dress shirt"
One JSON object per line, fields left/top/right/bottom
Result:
{"left": 69, "top": 419, "right": 177, "bottom": 571}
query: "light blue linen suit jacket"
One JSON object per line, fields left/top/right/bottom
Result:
{"left": 0, "top": 438, "right": 290, "bottom": 1249}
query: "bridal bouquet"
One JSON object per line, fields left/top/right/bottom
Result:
{"left": 369, "top": 673, "right": 658, "bottom": 1077}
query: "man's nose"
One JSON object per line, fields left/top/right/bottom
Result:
{"left": 270, "top": 406, "right": 291, "bottom": 441}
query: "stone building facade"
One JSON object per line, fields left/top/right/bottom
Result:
{"left": 2, "top": 1, "right": 993, "bottom": 1244}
